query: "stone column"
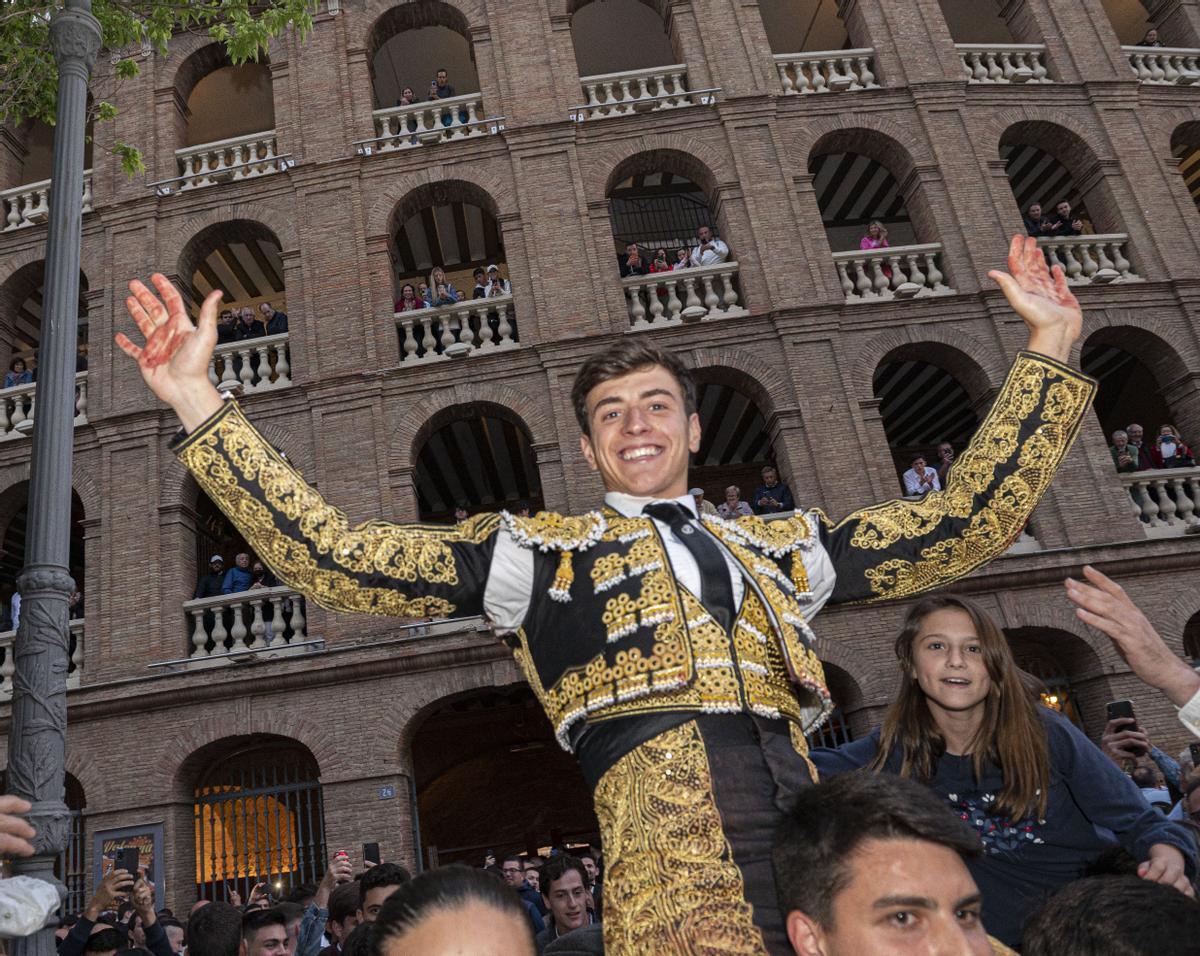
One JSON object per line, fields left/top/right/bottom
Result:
{"left": 7, "top": 2, "right": 100, "bottom": 952}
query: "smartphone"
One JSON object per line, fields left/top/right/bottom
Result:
{"left": 363, "top": 842, "right": 381, "bottom": 865}
{"left": 1105, "top": 700, "right": 1147, "bottom": 757}
{"left": 1189, "top": 742, "right": 1200, "bottom": 766}
{"left": 117, "top": 847, "right": 140, "bottom": 881}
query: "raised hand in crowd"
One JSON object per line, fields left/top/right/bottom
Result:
{"left": 246, "top": 881, "right": 271, "bottom": 911}
{"left": 0, "top": 795, "right": 36, "bottom": 857}
{"left": 84, "top": 868, "right": 135, "bottom": 922}
{"left": 1100, "top": 716, "right": 1151, "bottom": 770}
{"left": 1066, "top": 565, "right": 1200, "bottom": 710}
{"left": 315, "top": 850, "right": 355, "bottom": 907}
{"left": 987, "top": 234, "right": 1082, "bottom": 363}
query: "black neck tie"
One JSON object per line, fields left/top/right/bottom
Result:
{"left": 643, "top": 502, "right": 736, "bottom": 633}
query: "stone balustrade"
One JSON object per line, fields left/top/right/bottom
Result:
{"left": 370, "top": 93, "right": 489, "bottom": 151}
{"left": 0, "top": 371, "right": 88, "bottom": 442}
{"left": 208, "top": 334, "right": 292, "bottom": 392}
{"left": 832, "top": 243, "right": 952, "bottom": 302}
{"left": 773, "top": 48, "right": 879, "bottom": 94}
{"left": 2, "top": 170, "right": 93, "bottom": 231}
{"left": 1120, "top": 466, "right": 1200, "bottom": 536}
{"left": 573, "top": 64, "right": 703, "bottom": 120}
{"left": 1035, "top": 235, "right": 1140, "bottom": 285}
{"left": 175, "top": 131, "right": 282, "bottom": 191}
{"left": 1122, "top": 45, "right": 1200, "bottom": 84}
{"left": 0, "top": 618, "right": 83, "bottom": 698}
{"left": 622, "top": 262, "right": 748, "bottom": 330}
{"left": 395, "top": 295, "right": 519, "bottom": 363}
{"left": 955, "top": 44, "right": 1051, "bottom": 83}
{"left": 184, "top": 586, "right": 309, "bottom": 660}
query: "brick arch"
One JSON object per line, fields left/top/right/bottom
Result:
{"left": 854, "top": 326, "right": 1004, "bottom": 404}
{"left": 981, "top": 106, "right": 1118, "bottom": 167}
{"left": 1082, "top": 309, "right": 1200, "bottom": 382}
{"left": 0, "top": 466, "right": 100, "bottom": 532}
{"left": 170, "top": 208, "right": 297, "bottom": 286}
{"left": 562, "top": 0, "right": 671, "bottom": 18}
{"left": 365, "top": 166, "right": 514, "bottom": 240}
{"left": 63, "top": 750, "right": 103, "bottom": 808}
{"left": 363, "top": 0, "right": 483, "bottom": 64}
{"left": 165, "top": 39, "right": 278, "bottom": 107}
{"left": 792, "top": 114, "right": 939, "bottom": 183}
{"left": 812, "top": 640, "right": 891, "bottom": 708}
{"left": 687, "top": 345, "right": 798, "bottom": 414}
{"left": 388, "top": 380, "right": 557, "bottom": 473}
{"left": 167, "top": 718, "right": 338, "bottom": 801}
{"left": 582, "top": 133, "right": 732, "bottom": 205}
{"left": 1157, "top": 582, "right": 1200, "bottom": 657}
{"left": 998, "top": 604, "right": 1122, "bottom": 675}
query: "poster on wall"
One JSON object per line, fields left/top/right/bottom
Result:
{"left": 93, "top": 824, "right": 165, "bottom": 911}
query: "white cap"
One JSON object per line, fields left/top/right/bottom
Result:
{"left": 487, "top": 263, "right": 499, "bottom": 272}
{"left": 688, "top": 488, "right": 704, "bottom": 496}
{"left": 209, "top": 554, "right": 224, "bottom": 564}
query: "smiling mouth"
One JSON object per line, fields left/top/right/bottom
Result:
{"left": 619, "top": 445, "right": 663, "bottom": 461}
{"left": 942, "top": 678, "right": 971, "bottom": 686}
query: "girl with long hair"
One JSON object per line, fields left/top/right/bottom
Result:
{"left": 812, "top": 594, "right": 1196, "bottom": 947}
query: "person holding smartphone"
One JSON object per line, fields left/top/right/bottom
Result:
{"left": 812, "top": 593, "right": 1197, "bottom": 948}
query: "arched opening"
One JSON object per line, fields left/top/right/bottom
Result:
{"left": 1000, "top": 122, "right": 1138, "bottom": 283}
{"left": 570, "top": 0, "right": 676, "bottom": 77}
{"left": 178, "top": 220, "right": 290, "bottom": 391}
{"left": 388, "top": 182, "right": 515, "bottom": 359}
{"left": 1170, "top": 123, "right": 1200, "bottom": 217}
{"left": 1006, "top": 627, "right": 1108, "bottom": 732}
{"left": 366, "top": 2, "right": 478, "bottom": 111}
{"left": 411, "top": 685, "right": 597, "bottom": 867}
{"left": 1081, "top": 327, "right": 1192, "bottom": 446}
{"left": 0, "top": 260, "right": 89, "bottom": 377}
{"left": 414, "top": 404, "right": 542, "bottom": 521}
{"left": 1, "top": 117, "right": 95, "bottom": 190}
{"left": 807, "top": 661, "right": 861, "bottom": 749}
{"left": 606, "top": 151, "right": 745, "bottom": 324}
{"left": 689, "top": 369, "right": 778, "bottom": 510}
{"left": 760, "top": 0, "right": 849, "bottom": 54}
{"left": 809, "top": 131, "right": 950, "bottom": 298}
{"left": 1099, "top": 0, "right": 1183, "bottom": 46}
{"left": 177, "top": 46, "right": 275, "bottom": 149}
{"left": 0, "top": 770, "right": 85, "bottom": 912}
{"left": 873, "top": 345, "right": 989, "bottom": 494}
{"left": 191, "top": 735, "right": 326, "bottom": 903}
{"left": 937, "top": 0, "right": 1016, "bottom": 43}
{"left": 1184, "top": 610, "right": 1200, "bottom": 664}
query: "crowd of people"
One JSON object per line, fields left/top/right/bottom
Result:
{"left": 617, "top": 225, "right": 730, "bottom": 278}
{"left": 1022, "top": 200, "right": 1086, "bottom": 238}
{"left": 214, "top": 302, "right": 288, "bottom": 345}
{"left": 1110, "top": 422, "right": 1195, "bottom": 472}
{"left": 392, "top": 264, "right": 511, "bottom": 314}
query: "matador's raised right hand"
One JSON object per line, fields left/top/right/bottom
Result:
{"left": 115, "top": 273, "right": 226, "bottom": 432}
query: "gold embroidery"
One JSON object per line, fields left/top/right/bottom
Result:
{"left": 593, "top": 721, "right": 768, "bottom": 956}
{"left": 504, "top": 511, "right": 606, "bottom": 550}
{"left": 177, "top": 403, "right": 488, "bottom": 617}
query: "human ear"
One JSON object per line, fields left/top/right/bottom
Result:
{"left": 786, "top": 910, "right": 826, "bottom": 956}
{"left": 687, "top": 411, "right": 701, "bottom": 454}
{"left": 580, "top": 433, "right": 598, "bottom": 471}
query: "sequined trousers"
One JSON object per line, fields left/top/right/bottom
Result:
{"left": 585, "top": 714, "right": 812, "bottom": 956}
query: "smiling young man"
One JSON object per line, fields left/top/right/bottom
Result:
{"left": 119, "top": 237, "right": 1095, "bottom": 956}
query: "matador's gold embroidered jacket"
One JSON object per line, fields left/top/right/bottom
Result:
{"left": 173, "top": 352, "right": 1095, "bottom": 750}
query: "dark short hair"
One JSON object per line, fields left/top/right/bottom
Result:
{"left": 186, "top": 902, "right": 242, "bottom": 956}
{"left": 85, "top": 930, "right": 125, "bottom": 954}
{"left": 329, "top": 881, "right": 361, "bottom": 924}
{"left": 359, "top": 862, "right": 411, "bottom": 909}
{"left": 273, "top": 900, "right": 304, "bottom": 925}
{"left": 501, "top": 854, "right": 524, "bottom": 869}
{"left": 911, "top": 454, "right": 925, "bottom": 465}
{"left": 772, "top": 771, "right": 981, "bottom": 927}
{"left": 540, "top": 855, "right": 588, "bottom": 900}
{"left": 8, "top": 357, "right": 24, "bottom": 371}
{"left": 1131, "top": 766, "right": 1158, "bottom": 788}
{"left": 373, "top": 865, "right": 531, "bottom": 948}
{"left": 570, "top": 341, "right": 697, "bottom": 436}
{"left": 242, "top": 908, "right": 287, "bottom": 941}
{"left": 340, "top": 920, "right": 376, "bottom": 956}
{"left": 1023, "top": 876, "right": 1200, "bottom": 955}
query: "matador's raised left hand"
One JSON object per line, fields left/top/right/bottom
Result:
{"left": 988, "top": 235, "right": 1082, "bottom": 363}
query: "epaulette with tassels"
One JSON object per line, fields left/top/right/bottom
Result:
{"left": 501, "top": 511, "right": 608, "bottom": 603}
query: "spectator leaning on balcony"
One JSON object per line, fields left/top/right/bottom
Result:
{"left": 432, "top": 283, "right": 457, "bottom": 307}
{"left": 194, "top": 555, "right": 226, "bottom": 600}
{"left": 221, "top": 552, "right": 253, "bottom": 594}
{"left": 234, "top": 307, "right": 265, "bottom": 340}
{"left": 3, "top": 357, "right": 31, "bottom": 389}
{"left": 673, "top": 247, "right": 690, "bottom": 270}
{"left": 471, "top": 268, "right": 488, "bottom": 299}
{"left": 1111, "top": 429, "right": 1138, "bottom": 472}
{"left": 1138, "top": 28, "right": 1165, "bottom": 47}
{"left": 902, "top": 454, "right": 942, "bottom": 496}
{"left": 935, "top": 441, "right": 955, "bottom": 486}
{"left": 753, "top": 466, "right": 795, "bottom": 515}
{"left": 619, "top": 242, "right": 648, "bottom": 277}
{"left": 1023, "top": 203, "right": 1047, "bottom": 237}
{"left": 395, "top": 283, "right": 423, "bottom": 312}
{"left": 486, "top": 264, "right": 511, "bottom": 296}
{"left": 216, "top": 309, "right": 237, "bottom": 344}
{"left": 429, "top": 267, "right": 459, "bottom": 303}
{"left": 1043, "top": 201, "right": 1083, "bottom": 237}
{"left": 1152, "top": 423, "right": 1195, "bottom": 468}
{"left": 688, "top": 225, "right": 729, "bottom": 267}
{"left": 259, "top": 301, "right": 288, "bottom": 336}
{"left": 1126, "top": 422, "right": 1155, "bottom": 470}
{"left": 690, "top": 487, "right": 719, "bottom": 517}
{"left": 417, "top": 282, "right": 432, "bottom": 306}
{"left": 717, "top": 484, "right": 753, "bottom": 518}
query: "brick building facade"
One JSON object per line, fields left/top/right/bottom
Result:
{"left": 2, "top": 0, "right": 1200, "bottom": 913}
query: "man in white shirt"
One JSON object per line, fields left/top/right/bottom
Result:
{"left": 902, "top": 455, "right": 941, "bottom": 496}
{"left": 688, "top": 225, "right": 729, "bottom": 268}
{"left": 1065, "top": 567, "right": 1200, "bottom": 738}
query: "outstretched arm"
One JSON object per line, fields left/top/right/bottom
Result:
{"left": 822, "top": 236, "right": 1095, "bottom": 605}
{"left": 117, "top": 275, "right": 500, "bottom": 620}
